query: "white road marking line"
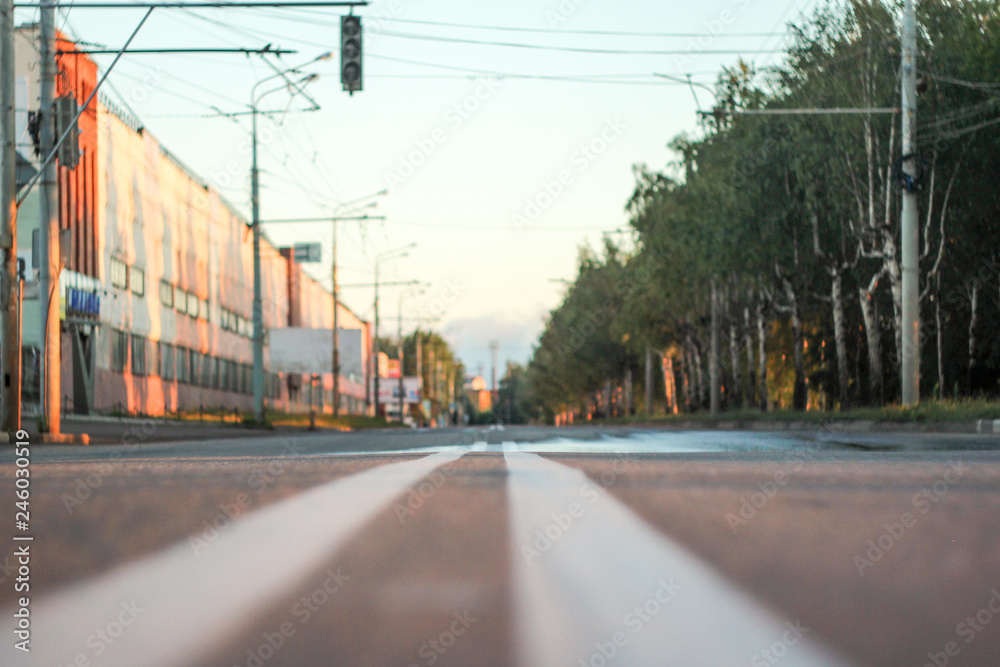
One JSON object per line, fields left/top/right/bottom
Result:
{"left": 0, "top": 449, "right": 468, "bottom": 667}
{"left": 503, "top": 444, "right": 855, "bottom": 667}
{"left": 471, "top": 441, "right": 489, "bottom": 452}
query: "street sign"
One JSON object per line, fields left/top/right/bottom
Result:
{"left": 293, "top": 243, "right": 322, "bottom": 263}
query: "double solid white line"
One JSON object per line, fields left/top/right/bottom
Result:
{"left": 503, "top": 442, "right": 854, "bottom": 667}
{"left": 0, "top": 448, "right": 470, "bottom": 667}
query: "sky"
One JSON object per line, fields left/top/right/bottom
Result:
{"left": 16, "top": 0, "right": 821, "bottom": 378}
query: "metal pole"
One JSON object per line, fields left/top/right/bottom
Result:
{"left": 397, "top": 295, "right": 403, "bottom": 424}
{"left": 251, "top": 106, "right": 265, "bottom": 423}
{"left": 900, "top": 0, "right": 920, "bottom": 406}
{"left": 0, "top": 0, "right": 19, "bottom": 432}
{"left": 373, "top": 261, "right": 379, "bottom": 418}
{"left": 331, "top": 216, "right": 340, "bottom": 417}
{"left": 39, "top": 2, "right": 60, "bottom": 434}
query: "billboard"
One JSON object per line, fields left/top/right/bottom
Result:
{"left": 269, "top": 328, "right": 364, "bottom": 377}
{"left": 378, "top": 377, "right": 422, "bottom": 404}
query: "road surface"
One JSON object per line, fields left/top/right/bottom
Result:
{"left": 1, "top": 426, "right": 999, "bottom": 666}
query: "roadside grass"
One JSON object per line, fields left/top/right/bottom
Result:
{"left": 598, "top": 398, "right": 1000, "bottom": 425}
{"left": 167, "top": 408, "right": 401, "bottom": 431}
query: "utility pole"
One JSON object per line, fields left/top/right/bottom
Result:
{"left": 372, "top": 243, "right": 415, "bottom": 418}
{"left": 251, "top": 102, "right": 265, "bottom": 424}
{"left": 1, "top": 0, "right": 19, "bottom": 433}
{"left": 39, "top": 1, "right": 61, "bottom": 434}
{"left": 331, "top": 216, "right": 339, "bottom": 417}
{"left": 489, "top": 339, "right": 499, "bottom": 405}
{"left": 900, "top": 0, "right": 920, "bottom": 406}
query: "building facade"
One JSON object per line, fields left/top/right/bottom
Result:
{"left": 12, "top": 26, "right": 370, "bottom": 417}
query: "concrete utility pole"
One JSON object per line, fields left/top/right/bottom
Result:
{"left": 1, "top": 0, "right": 19, "bottom": 432}
{"left": 488, "top": 339, "right": 498, "bottom": 402}
{"left": 39, "top": 2, "right": 61, "bottom": 434}
{"left": 372, "top": 243, "right": 414, "bottom": 418}
{"left": 900, "top": 0, "right": 920, "bottom": 406}
{"left": 331, "top": 216, "right": 340, "bottom": 417}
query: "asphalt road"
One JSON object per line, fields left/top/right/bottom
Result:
{"left": 1, "top": 426, "right": 999, "bottom": 666}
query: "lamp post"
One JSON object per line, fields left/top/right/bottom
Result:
{"left": 372, "top": 243, "right": 415, "bottom": 417}
{"left": 330, "top": 189, "right": 386, "bottom": 416}
{"left": 397, "top": 285, "right": 425, "bottom": 424}
{"left": 250, "top": 52, "right": 329, "bottom": 423}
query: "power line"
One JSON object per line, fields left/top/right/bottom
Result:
{"left": 374, "top": 29, "right": 787, "bottom": 56}
{"left": 251, "top": 9, "right": 786, "bottom": 39}
{"left": 386, "top": 17, "right": 787, "bottom": 39}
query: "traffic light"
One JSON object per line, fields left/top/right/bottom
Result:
{"left": 341, "top": 15, "right": 362, "bottom": 95}
{"left": 54, "top": 94, "right": 80, "bottom": 170}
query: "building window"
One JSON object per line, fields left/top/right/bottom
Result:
{"left": 131, "top": 335, "right": 147, "bottom": 376}
{"left": 176, "top": 347, "right": 189, "bottom": 384}
{"left": 111, "top": 329, "right": 128, "bottom": 372}
{"left": 159, "top": 280, "right": 173, "bottom": 307}
{"left": 186, "top": 292, "right": 199, "bottom": 318}
{"left": 159, "top": 342, "right": 174, "bottom": 380}
{"left": 174, "top": 285, "right": 185, "bottom": 310}
{"left": 110, "top": 258, "right": 128, "bottom": 290}
{"left": 129, "top": 267, "right": 145, "bottom": 296}
{"left": 199, "top": 298, "right": 210, "bottom": 322}
{"left": 220, "top": 308, "right": 230, "bottom": 331}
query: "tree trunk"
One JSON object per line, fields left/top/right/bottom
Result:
{"left": 884, "top": 241, "right": 904, "bottom": 374}
{"left": 859, "top": 285, "right": 884, "bottom": 406}
{"left": 744, "top": 306, "right": 755, "bottom": 407}
{"left": 729, "top": 321, "right": 742, "bottom": 409}
{"left": 663, "top": 356, "right": 677, "bottom": 414}
{"left": 710, "top": 282, "right": 720, "bottom": 415}
{"left": 644, "top": 348, "right": 654, "bottom": 415}
{"left": 756, "top": 301, "right": 769, "bottom": 412}
{"left": 624, "top": 367, "right": 633, "bottom": 416}
{"left": 831, "top": 272, "right": 850, "bottom": 410}
{"left": 781, "top": 277, "right": 807, "bottom": 411}
{"left": 936, "top": 279, "right": 944, "bottom": 400}
{"left": 692, "top": 339, "right": 707, "bottom": 410}
{"left": 968, "top": 283, "right": 978, "bottom": 392}
{"left": 680, "top": 351, "right": 691, "bottom": 413}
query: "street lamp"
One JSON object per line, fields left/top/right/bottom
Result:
{"left": 397, "top": 285, "right": 426, "bottom": 425}
{"left": 250, "top": 52, "right": 330, "bottom": 423}
{"left": 331, "top": 188, "right": 387, "bottom": 416}
{"left": 372, "top": 242, "right": 416, "bottom": 417}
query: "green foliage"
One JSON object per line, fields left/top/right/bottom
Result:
{"left": 527, "top": 0, "right": 1000, "bottom": 415}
